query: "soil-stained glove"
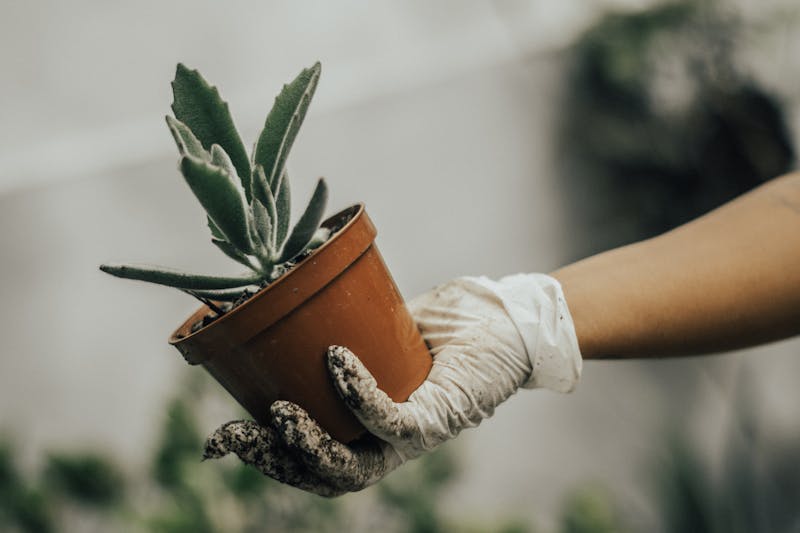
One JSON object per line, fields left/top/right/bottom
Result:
{"left": 203, "top": 274, "right": 582, "bottom": 497}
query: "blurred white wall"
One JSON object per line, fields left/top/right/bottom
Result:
{"left": 2, "top": 1, "right": 800, "bottom": 530}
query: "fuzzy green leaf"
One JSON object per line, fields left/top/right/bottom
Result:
{"left": 211, "top": 144, "right": 258, "bottom": 249}
{"left": 279, "top": 178, "right": 328, "bottom": 262}
{"left": 180, "top": 155, "right": 253, "bottom": 255}
{"left": 249, "top": 162, "right": 264, "bottom": 202}
{"left": 253, "top": 62, "right": 321, "bottom": 189}
{"left": 252, "top": 165, "right": 278, "bottom": 247}
{"left": 250, "top": 165, "right": 272, "bottom": 216}
{"left": 270, "top": 165, "right": 283, "bottom": 196}
{"left": 210, "top": 144, "right": 261, "bottom": 254}
{"left": 207, "top": 217, "right": 225, "bottom": 240}
{"left": 165, "top": 116, "right": 208, "bottom": 160}
{"left": 211, "top": 239, "right": 258, "bottom": 270}
{"left": 307, "top": 227, "right": 331, "bottom": 250}
{"left": 275, "top": 170, "right": 291, "bottom": 248}
{"left": 99, "top": 263, "right": 261, "bottom": 290}
{"left": 171, "top": 64, "right": 252, "bottom": 199}
{"left": 210, "top": 144, "right": 239, "bottom": 181}
{"left": 251, "top": 198, "right": 274, "bottom": 255}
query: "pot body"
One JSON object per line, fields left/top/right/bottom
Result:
{"left": 169, "top": 204, "right": 432, "bottom": 443}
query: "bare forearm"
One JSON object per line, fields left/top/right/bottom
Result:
{"left": 551, "top": 172, "right": 800, "bottom": 359}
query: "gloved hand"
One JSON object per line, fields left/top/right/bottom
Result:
{"left": 203, "top": 273, "right": 582, "bottom": 497}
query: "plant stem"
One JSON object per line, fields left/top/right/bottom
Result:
{"left": 180, "top": 289, "right": 225, "bottom": 316}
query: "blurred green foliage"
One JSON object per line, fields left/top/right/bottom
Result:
{"left": 220, "top": 461, "right": 271, "bottom": 500}
{"left": 557, "top": 0, "right": 795, "bottom": 257}
{"left": 654, "top": 386, "right": 800, "bottom": 533}
{"left": 152, "top": 397, "right": 203, "bottom": 490}
{"left": 44, "top": 452, "right": 124, "bottom": 507}
{"left": 2, "top": 383, "right": 787, "bottom": 530}
{"left": 377, "top": 446, "right": 459, "bottom": 533}
{"left": 657, "top": 436, "right": 716, "bottom": 533}
{"left": 0, "top": 441, "right": 53, "bottom": 533}
{"left": 148, "top": 490, "right": 214, "bottom": 533}
{"left": 9, "top": 489, "right": 52, "bottom": 533}
{"left": 560, "top": 487, "right": 625, "bottom": 533}
{"left": 0, "top": 370, "right": 534, "bottom": 532}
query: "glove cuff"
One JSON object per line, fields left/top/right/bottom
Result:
{"left": 496, "top": 273, "right": 583, "bottom": 392}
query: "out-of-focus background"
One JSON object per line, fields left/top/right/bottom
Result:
{"left": 2, "top": 0, "right": 800, "bottom": 531}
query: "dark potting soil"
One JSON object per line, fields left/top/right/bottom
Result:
{"left": 180, "top": 211, "right": 354, "bottom": 338}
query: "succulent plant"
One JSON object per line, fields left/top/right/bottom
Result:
{"left": 100, "top": 62, "right": 329, "bottom": 307}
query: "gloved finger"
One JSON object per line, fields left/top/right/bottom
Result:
{"left": 203, "top": 420, "right": 343, "bottom": 497}
{"left": 326, "top": 346, "right": 419, "bottom": 446}
{"left": 270, "top": 400, "right": 398, "bottom": 492}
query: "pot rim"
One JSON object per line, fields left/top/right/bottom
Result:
{"left": 168, "top": 202, "right": 369, "bottom": 347}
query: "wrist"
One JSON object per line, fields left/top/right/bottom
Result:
{"left": 550, "top": 263, "right": 615, "bottom": 360}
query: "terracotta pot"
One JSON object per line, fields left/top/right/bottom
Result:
{"left": 169, "top": 204, "right": 432, "bottom": 443}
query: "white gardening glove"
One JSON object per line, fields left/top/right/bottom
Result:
{"left": 203, "top": 274, "right": 582, "bottom": 497}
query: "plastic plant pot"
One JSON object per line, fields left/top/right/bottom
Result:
{"left": 169, "top": 204, "right": 432, "bottom": 443}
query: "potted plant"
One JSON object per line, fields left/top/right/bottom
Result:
{"left": 100, "top": 62, "right": 432, "bottom": 443}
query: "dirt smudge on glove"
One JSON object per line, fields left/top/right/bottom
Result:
{"left": 203, "top": 419, "right": 342, "bottom": 497}
{"left": 271, "top": 400, "right": 389, "bottom": 493}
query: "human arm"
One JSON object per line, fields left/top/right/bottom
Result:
{"left": 552, "top": 171, "right": 800, "bottom": 359}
